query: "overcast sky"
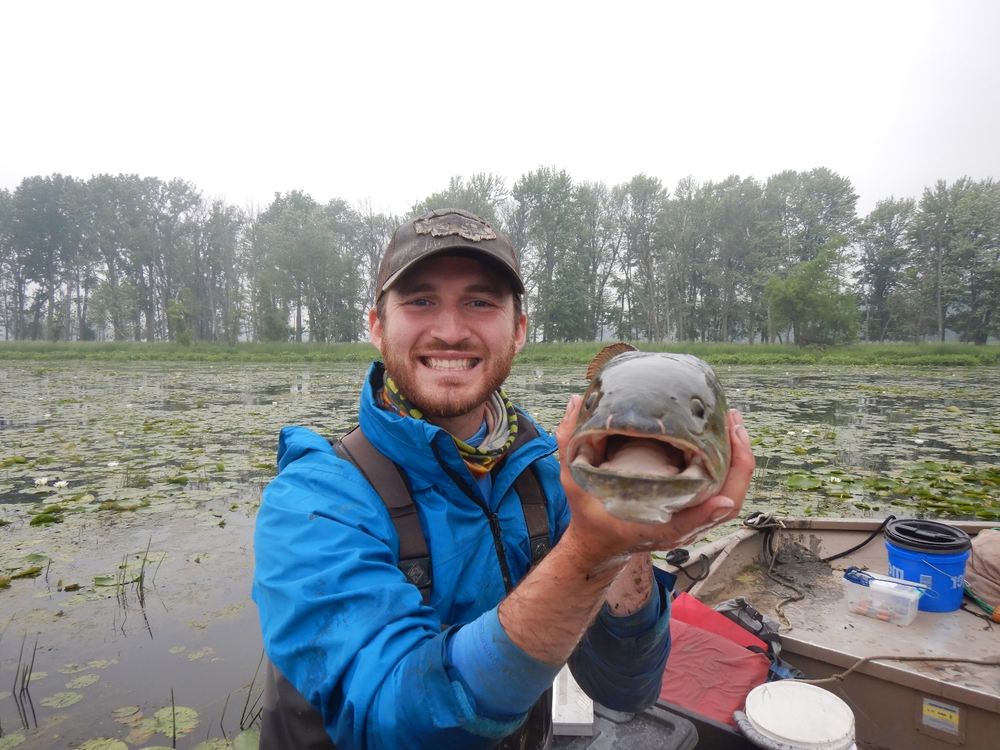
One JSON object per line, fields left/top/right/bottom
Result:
{"left": 3, "top": 1, "right": 998, "bottom": 218}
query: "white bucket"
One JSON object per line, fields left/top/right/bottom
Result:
{"left": 744, "top": 682, "right": 855, "bottom": 750}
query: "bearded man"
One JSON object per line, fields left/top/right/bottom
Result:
{"left": 253, "top": 208, "right": 755, "bottom": 750}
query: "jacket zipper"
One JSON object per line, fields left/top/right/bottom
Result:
{"left": 433, "top": 443, "right": 516, "bottom": 594}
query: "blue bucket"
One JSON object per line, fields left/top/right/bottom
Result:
{"left": 884, "top": 519, "right": 971, "bottom": 613}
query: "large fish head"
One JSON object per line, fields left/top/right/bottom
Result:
{"left": 566, "top": 345, "right": 730, "bottom": 524}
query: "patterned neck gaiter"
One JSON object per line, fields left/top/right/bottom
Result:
{"left": 379, "top": 373, "right": 519, "bottom": 478}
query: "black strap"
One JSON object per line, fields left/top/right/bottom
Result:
{"left": 515, "top": 464, "right": 551, "bottom": 566}
{"left": 334, "top": 427, "right": 433, "bottom": 601}
{"left": 506, "top": 410, "right": 551, "bottom": 566}
{"left": 331, "top": 414, "right": 550, "bottom": 606}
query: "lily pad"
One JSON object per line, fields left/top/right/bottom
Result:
{"left": 191, "top": 740, "right": 231, "bottom": 750}
{"left": 131, "top": 705, "right": 200, "bottom": 739}
{"left": 66, "top": 673, "right": 100, "bottom": 688}
{"left": 78, "top": 741, "right": 129, "bottom": 750}
{"left": 40, "top": 690, "right": 84, "bottom": 707}
{"left": 231, "top": 728, "right": 260, "bottom": 750}
{"left": 786, "top": 474, "right": 822, "bottom": 490}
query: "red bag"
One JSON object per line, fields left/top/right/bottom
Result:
{"left": 670, "top": 592, "right": 769, "bottom": 651}
{"left": 659, "top": 594, "right": 771, "bottom": 727}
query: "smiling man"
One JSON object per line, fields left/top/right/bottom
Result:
{"left": 252, "top": 208, "right": 755, "bottom": 750}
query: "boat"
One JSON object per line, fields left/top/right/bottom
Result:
{"left": 658, "top": 516, "right": 999, "bottom": 750}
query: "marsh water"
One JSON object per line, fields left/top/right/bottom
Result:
{"left": 1, "top": 361, "right": 999, "bottom": 749}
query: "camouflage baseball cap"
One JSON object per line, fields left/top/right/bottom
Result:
{"left": 376, "top": 208, "right": 524, "bottom": 300}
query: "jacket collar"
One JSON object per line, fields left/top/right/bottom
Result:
{"left": 357, "top": 362, "right": 556, "bottom": 495}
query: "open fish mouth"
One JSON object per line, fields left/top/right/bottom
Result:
{"left": 567, "top": 343, "right": 730, "bottom": 523}
{"left": 569, "top": 433, "right": 711, "bottom": 482}
{"left": 567, "top": 429, "right": 724, "bottom": 523}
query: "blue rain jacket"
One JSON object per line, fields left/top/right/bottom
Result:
{"left": 252, "top": 363, "right": 671, "bottom": 750}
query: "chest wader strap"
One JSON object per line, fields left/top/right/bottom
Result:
{"left": 515, "top": 462, "right": 551, "bottom": 567}
{"left": 335, "top": 427, "right": 432, "bottom": 600}
{"left": 332, "top": 414, "right": 550, "bottom": 606}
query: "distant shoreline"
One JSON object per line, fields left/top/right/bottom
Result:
{"left": 1, "top": 341, "right": 997, "bottom": 367}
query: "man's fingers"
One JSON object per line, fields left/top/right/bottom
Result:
{"left": 557, "top": 401, "right": 756, "bottom": 555}
{"left": 641, "top": 410, "right": 755, "bottom": 545}
{"left": 555, "top": 395, "right": 583, "bottom": 457}
{"left": 714, "top": 409, "right": 754, "bottom": 518}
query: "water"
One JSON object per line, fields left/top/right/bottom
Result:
{"left": 1, "top": 361, "right": 998, "bottom": 748}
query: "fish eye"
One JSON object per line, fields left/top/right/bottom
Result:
{"left": 690, "top": 398, "right": 706, "bottom": 420}
{"left": 584, "top": 391, "right": 598, "bottom": 411}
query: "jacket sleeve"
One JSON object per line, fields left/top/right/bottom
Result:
{"left": 567, "top": 567, "right": 674, "bottom": 712}
{"left": 252, "top": 436, "right": 529, "bottom": 750}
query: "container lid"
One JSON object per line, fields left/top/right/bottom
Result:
{"left": 744, "top": 682, "right": 855, "bottom": 750}
{"left": 884, "top": 519, "right": 972, "bottom": 554}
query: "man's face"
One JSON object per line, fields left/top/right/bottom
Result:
{"left": 369, "top": 255, "right": 527, "bottom": 426}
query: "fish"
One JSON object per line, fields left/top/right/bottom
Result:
{"left": 566, "top": 343, "right": 731, "bottom": 524}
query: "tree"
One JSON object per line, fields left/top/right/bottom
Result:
{"left": 766, "top": 168, "right": 859, "bottom": 265}
{"left": 767, "top": 250, "right": 859, "bottom": 346}
{"left": 656, "top": 177, "right": 712, "bottom": 342}
{"left": 511, "top": 168, "right": 579, "bottom": 342}
{"left": 0, "top": 188, "right": 29, "bottom": 339}
{"left": 574, "top": 181, "right": 622, "bottom": 340}
{"left": 617, "top": 175, "right": 667, "bottom": 341}
{"left": 945, "top": 179, "right": 1000, "bottom": 344}
{"left": 11, "top": 174, "right": 86, "bottom": 340}
{"left": 83, "top": 175, "right": 149, "bottom": 340}
{"left": 706, "top": 175, "right": 773, "bottom": 342}
{"left": 353, "top": 200, "right": 400, "bottom": 309}
{"left": 411, "top": 173, "right": 508, "bottom": 228}
{"left": 854, "top": 197, "right": 915, "bottom": 341}
{"left": 909, "top": 178, "right": 969, "bottom": 342}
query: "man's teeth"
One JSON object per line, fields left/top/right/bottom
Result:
{"left": 425, "top": 357, "right": 476, "bottom": 370}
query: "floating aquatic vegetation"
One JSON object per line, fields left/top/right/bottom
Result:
{"left": 65, "top": 673, "right": 100, "bottom": 689}
{"left": 29, "top": 514, "right": 62, "bottom": 526}
{"left": 2, "top": 361, "right": 998, "bottom": 749}
{"left": 40, "top": 691, "right": 83, "bottom": 708}
{"left": 76, "top": 740, "right": 128, "bottom": 750}
{"left": 125, "top": 705, "right": 199, "bottom": 745}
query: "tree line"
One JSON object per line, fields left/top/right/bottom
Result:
{"left": 1, "top": 168, "right": 997, "bottom": 346}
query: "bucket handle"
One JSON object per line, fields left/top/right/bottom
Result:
{"left": 918, "top": 558, "right": 966, "bottom": 598}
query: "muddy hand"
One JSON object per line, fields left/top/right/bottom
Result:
{"left": 556, "top": 396, "right": 754, "bottom": 563}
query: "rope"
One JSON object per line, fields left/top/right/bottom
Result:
{"left": 743, "top": 511, "right": 786, "bottom": 532}
{"left": 819, "top": 514, "right": 896, "bottom": 563}
{"left": 744, "top": 513, "right": 806, "bottom": 631}
{"left": 798, "top": 654, "right": 1000, "bottom": 686}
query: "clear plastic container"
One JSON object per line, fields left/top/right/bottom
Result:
{"left": 842, "top": 567, "right": 924, "bottom": 626}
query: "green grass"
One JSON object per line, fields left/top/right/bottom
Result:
{"left": 0, "top": 340, "right": 998, "bottom": 366}
{"left": 517, "top": 341, "right": 1000, "bottom": 367}
{"left": 0, "top": 340, "right": 381, "bottom": 363}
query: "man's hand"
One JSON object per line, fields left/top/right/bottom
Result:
{"left": 554, "top": 395, "right": 755, "bottom": 571}
{"left": 497, "top": 397, "right": 754, "bottom": 665}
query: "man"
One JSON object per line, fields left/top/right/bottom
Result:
{"left": 253, "top": 208, "right": 754, "bottom": 749}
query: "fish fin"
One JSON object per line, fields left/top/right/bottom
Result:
{"left": 586, "top": 342, "right": 639, "bottom": 380}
